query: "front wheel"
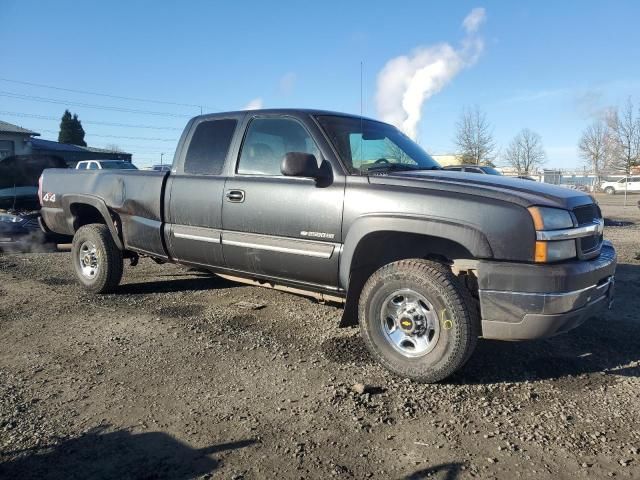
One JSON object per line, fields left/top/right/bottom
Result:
{"left": 71, "top": 224, "right": 123, "bottom": 293}
{"left": 604, "top": 187, "right": 616, "bottom": 195}
{"left": 358, "top": 259, "right": 479, "bottom": 383}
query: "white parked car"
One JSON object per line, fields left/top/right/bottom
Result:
{"left": 76, "top": 160, "right": 138, "bottom": 170}
{"left": 600, "top": 176, "right": 640, "bottom": 195}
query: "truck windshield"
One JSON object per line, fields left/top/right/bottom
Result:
{"left": 315, "top": 115, "right": 441, "bottom": 174}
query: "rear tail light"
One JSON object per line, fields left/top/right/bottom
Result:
{"left": 38, "top": 174, "right": 43, "bottom": 206}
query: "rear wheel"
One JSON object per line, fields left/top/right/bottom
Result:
{"left": 358, "top": 259, "right": 479, "bottom": 383}
{"left": 71, "top": 224, "right": 123, "bottom": 293}
{"left": 604, "top": 187, "right": 615, "bottom": 195}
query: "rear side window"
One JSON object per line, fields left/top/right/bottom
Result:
{"left": 184, "top": 119, "right": 237, "bottom": 175}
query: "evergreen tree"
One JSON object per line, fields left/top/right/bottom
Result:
{"left": 58, "top": 110, "right": 74, "bottom": 144}
{"left": 58, "top": 110, "right": 87, "bottom": 146}
{"left": 71, "top": 114, "right": 87, "bottom": 146}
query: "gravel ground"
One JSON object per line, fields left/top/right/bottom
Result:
{"left": 1, "top": 194, "right": 639, "bottom": 479}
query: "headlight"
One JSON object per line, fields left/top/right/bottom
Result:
{"left": 528, "top": 207, "right": 576, "bottom": 263}
{"left": 528, "top": 207, "right": 574, "bottom": 230}
{"left": 0, "top": 213, "right": 21, "bottom": 223}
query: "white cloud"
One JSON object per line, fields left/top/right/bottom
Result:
{"left": 462, "top": 7, "right": 486, "bottom": 34}
{"left": 242, "top": 98, "right": 263, "bottom": 110}
{"left": 375, "top": 8, "right": 487, "bottom": 140}
{"left": 279, "top": 72, "right": 297, "bottom": 95}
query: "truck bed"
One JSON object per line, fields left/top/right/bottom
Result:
{"left": 40, "top": 169, "right": 169, "bottom": 257}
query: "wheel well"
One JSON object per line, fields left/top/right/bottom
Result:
{"left": 340, "top": 231, "right": 475, "bottom": 327}
{"left": 70, "top": 203, "right": 106, "bottom": 231}
{"left": 350, "top": 231, "right": 473, "bottom": 275}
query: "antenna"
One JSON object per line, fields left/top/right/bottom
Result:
{"left": 360, "top": 61, "right": 363, "bottom": 116}
{"left": 359, "top": 61, "right": 364, "bottom": 173}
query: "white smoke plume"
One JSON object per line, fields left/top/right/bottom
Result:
{"left": 375, "top": 7, "right": 486, "bottom": 140}
{"left": 242, "top": 98, "right": 263, "bottom": 110}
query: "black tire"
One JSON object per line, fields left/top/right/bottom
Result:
{"left": 605, "top": 187, "right": 615, "bottom": 195}
{"left": 358, "top": 259, "right": 479, "bottom": 383}
{"left": 71, "top": 224, "right": 123, "bottom": 293}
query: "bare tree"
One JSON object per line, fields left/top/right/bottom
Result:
{"left": 503, "top": 129, "right": 546, "bottom": 175}
{"left": 578, "top": 120, "right": 611, "bottom": 180}
{"left": 454, "top": 106, "right": 496, "bottom": 165}
{"left": 104, "top": 143, "right": 122, "bottom": 152}
{"left": 606, "top": 98, "right": 640, "bottom": 175}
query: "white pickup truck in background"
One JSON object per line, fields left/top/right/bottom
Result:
{"left": 601, "top": 176, "right": 640, "bottom": 195}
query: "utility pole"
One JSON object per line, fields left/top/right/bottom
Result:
{"left": 160, "top": 153, "right": 164, "bottom": 166}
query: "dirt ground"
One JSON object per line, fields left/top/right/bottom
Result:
{"left": 1, "top": 194, "right": 639, "bottom": 480}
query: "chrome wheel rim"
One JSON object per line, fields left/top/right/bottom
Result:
{"left": 380, "top": 289, "right": 440, "bottom": 358}
{"left": 78, "top": 241, "right": 99, "bottom": 279}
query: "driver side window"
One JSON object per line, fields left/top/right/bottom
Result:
{"left": 237, "top": 118, "right": 320, "bottom": 176}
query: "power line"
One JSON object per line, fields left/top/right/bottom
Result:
{"left": 39, "top": 129, "right": 177, "bottom": 142}
{"left": 0, "top": 110, "right": 182, "bottom": 130}
{"left": 0, "top": 77, "right": 206, "bottom": 111}
{"left": 0, "top": 91, "right": 193, "bottom": 118}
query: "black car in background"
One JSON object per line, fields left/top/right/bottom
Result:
{"left": 0, "top": 154, "right": 68, "bottom": 251}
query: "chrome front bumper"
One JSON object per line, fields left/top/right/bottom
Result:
{"left": 478, "top": 244, "right": 616, "bottom": 340}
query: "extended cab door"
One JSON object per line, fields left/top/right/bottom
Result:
{"left": 221, "top": 114, "right": 345, "bottom": 288}
{"left": 165, "top": 115, "right": 241, "bottom": 267}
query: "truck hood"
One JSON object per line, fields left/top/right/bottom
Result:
{"left": 368, "top": 170, "right": 594, "bottom": 210}
{"left": 0, "top": 155, "right": 67, "bottom": 211}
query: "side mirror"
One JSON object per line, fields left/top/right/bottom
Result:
{"left": 281, "top": 152, "right": 320, "bottom": 178}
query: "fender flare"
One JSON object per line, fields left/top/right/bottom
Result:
{"left": 339, "top": 214, "right": 492, "bottom": 289}
{"left": 61, "top": 194, "right": 124, "bottom": 250}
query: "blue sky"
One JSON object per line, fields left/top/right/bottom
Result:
{"left": 2, "top": 1, "right": 640, "bottom": 168}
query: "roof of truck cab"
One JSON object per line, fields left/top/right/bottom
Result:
{"left": 193, "top": 109, "right": 379, "bottom": 122}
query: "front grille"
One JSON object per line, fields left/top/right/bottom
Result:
{"left": 573, "top": 204, "right": 601, "bottom": 225}
{"left": 579, "top": 234, "right": 602, "bottom": 253}
{"left": 573, "top": 203, "right": 603, "bottom": 257}
{"left": 22, "top": 219, "right": 39, "bottom": 230}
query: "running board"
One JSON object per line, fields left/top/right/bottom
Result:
{"left": 214, "top": 273, "right": 345, "bottom": 305}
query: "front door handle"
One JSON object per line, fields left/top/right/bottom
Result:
{"left": 225, "top": 190, "right": 245, "bottom": 203}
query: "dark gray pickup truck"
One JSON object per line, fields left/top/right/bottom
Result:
{"left": 39, "top": 109, "right": 616, "bottom": 382}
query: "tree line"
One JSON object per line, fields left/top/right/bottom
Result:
{"left": 453, "top": 98, "right": 640, "bottom": 177}
{"left": 578, "top": 98, "right": 640, "bottom": 178}
{"left": 453, "top": 105, "right": 546, "bottom": 175}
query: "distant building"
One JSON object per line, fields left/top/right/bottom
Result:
{"left": 0, "top": 120, "right": 131, "bottom": 167}
{"left": 29, "top": 138, "right": 131, "bottom": 166}
{"left": 431, "top": 154, "right": 461, "bottom": 166}
{"left": 0, "top": 120, "right": 39, "bottom": 159}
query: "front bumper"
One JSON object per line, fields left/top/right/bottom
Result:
{"left": 478, "top": 242, "right": 616, "bottom": 340}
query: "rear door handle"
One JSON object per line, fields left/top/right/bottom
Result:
{"left": 225, "top": 190, "right": 245, "bottom": 203}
